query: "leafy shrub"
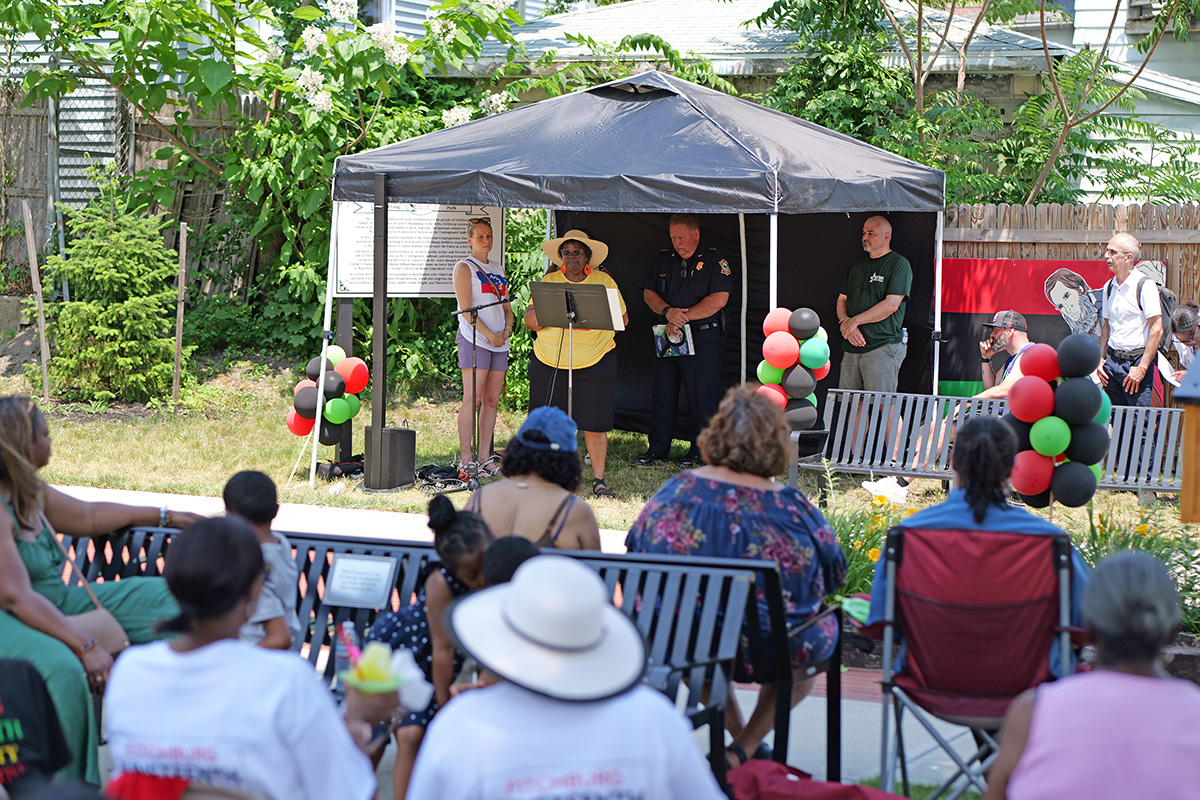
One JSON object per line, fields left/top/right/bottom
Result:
{"left": 40, "top": 164, "right": 186, "bottom": 402}
{"left": 822, "top": 470, "right": 915, "bottom": 598}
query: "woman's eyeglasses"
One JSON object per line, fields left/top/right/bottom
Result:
{"left": 469, "top": 217, "right": 490, "bottom": 224}
{"left": 560, "top": 248, "right": 585, "bottom": 257}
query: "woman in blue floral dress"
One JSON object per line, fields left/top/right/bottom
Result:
{"left": 626, "top": 385, "right": 846, "bottom": 767}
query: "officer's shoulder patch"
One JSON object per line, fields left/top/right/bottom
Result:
{"left": 719, "top": 259, "right": 731, "bottom": 276}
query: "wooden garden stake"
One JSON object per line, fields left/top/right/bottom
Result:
{"left": 172, "top": 222, "right": 187, "bottom": 404}
{"left": 21, "top": 200, "right": 51, "bottom": 403}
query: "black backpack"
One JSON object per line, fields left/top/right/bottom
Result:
{"left": 1104, "top": 268, "right": 1177, "bottom": 357}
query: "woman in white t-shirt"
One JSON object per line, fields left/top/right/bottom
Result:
{"left": 104, "top": 517, "right": 399, "bottom": 800}
{"left": 453, "top": 218, "right": 513, "bottom": 478}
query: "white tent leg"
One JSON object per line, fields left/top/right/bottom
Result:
{"left": 769, "top": 213, "right": 778, "bottom": 309}
{"left": 310, "top": 189, "right": 340, "bottom": 488}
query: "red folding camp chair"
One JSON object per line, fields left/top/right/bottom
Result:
{"left": 878, "top": 526, "right": 1073, "bottom": 799}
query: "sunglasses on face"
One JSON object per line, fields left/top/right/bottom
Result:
{"left": 469, "top": 217, "right": 490, "bottom": 224}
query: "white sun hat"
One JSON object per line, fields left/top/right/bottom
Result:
{"left": 447, "top": 555, "right": 646, "bottom": 702}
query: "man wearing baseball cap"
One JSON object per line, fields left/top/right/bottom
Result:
{"left": 978, "top": 310, "right": 1034, "bottom": 399}
{"left": 407, "top": 555, "right": 726, "bottom": 799}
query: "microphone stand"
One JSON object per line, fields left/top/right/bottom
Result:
{"left": 444, "top": 297, "right": 507, "bottom": 495}
{"left": 565, "top": 289, "right": 577, "bottom": 419}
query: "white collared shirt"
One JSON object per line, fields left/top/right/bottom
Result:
{"left": 1102, "top": 273, "right": 1161, "bottom": 350}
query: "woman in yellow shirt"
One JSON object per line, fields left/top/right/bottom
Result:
{"left": 523, "top": 230, "right": 627, "bottom": 498}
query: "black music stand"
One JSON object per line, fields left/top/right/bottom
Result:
{"left": 530, "top": 282, "right": 622, "bottom": 418}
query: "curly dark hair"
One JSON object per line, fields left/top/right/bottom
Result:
{"left": 952, "top": 417, "right": 1017, "bottom": 523}
{"left": 500, "top": 429, "right": 582, "bottom": 492}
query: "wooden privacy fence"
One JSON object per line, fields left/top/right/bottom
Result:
{"left": 943, "top": 203, "right": 1200, "bottom": 302}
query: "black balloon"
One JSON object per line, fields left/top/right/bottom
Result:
{"left": 1064, "top": 420, "right": 1109, "bottom": 465}
{"left": 1019, "top": 489, "right": 1051, "bottom": 509}
{"left": 1000, "top": 412, "right": 1033, "bottom": 451}
{"left": 1057, "top": 333, "right": 1102, "bottom": 378}
{"left": 1051, "top": 461, "right": 1097, "bottom": 507}
{"left": 293, "top": 386, "right": 319, "bottom": 420}
{"left": 788, "top": 307, "right": 821, "bottom": 341}
{"left": 781, "top": 365, "right": 816, "bottom": 399}
{"left": 318, "top": 419, "right": 345, "bottom": 446}
{"left": 306, "top": 356, "right": 335, "bottom": 382}
{"left": 1054, "top": 377, "right": 1103, "bottom": 425}
{"left": 321, "top": 370, "right": 346, "bottom": 399}
{"left": 783, "top": 398, "right": 818, "bottom": 431}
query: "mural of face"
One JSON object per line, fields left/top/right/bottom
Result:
{"left": 1135, "top": 260, "right": 1167, "bottom": 286}
{"left": 1048, "top": 281, "right": 1083, "bottom": 320}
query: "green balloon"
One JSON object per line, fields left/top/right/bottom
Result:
{"left": 327, "top": 345, "right": 347, "bottom": 365}
{"left": 816, "top": 326, "right": 829, "bottom": 342}
{"left": 805, "top": 393, "right": 817, "bottom": 405}
{"left": 1089, "top": 462, "right": 1103, "bottom": 481}
{"left": 343, "top": 393, "right": 361, "bottom": 418}
{"left": 323, "top": 397, "right": 351, "bottom": 425}
{"left": 799, "top": 337, "right": 831, "bottom": 369}
{"left": 1094, "top": 391, "right": 1112, "bottom": 423}
{"left": 757, "top": 359, "right": 785, "bottom": 385}
{"left": 1030, "top": 415, "right": 1071, "bottom": 457}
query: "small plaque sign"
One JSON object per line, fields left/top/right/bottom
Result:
{"left": 324, "top": 553, "right": 399, "bottom": 609}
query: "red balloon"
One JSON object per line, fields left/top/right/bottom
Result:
{"left": 762, "top": 331, "right": 800, "bottom": 369}
{"left": 293, "top": 379, "right": 316, "bottom": 396}
{"left": 1008, "top": 376, "right": 1055, "bottom": 422}
{"left": 1020, "top": 343, "right": 1061, "bottom": 383}
{"left": 286, "top": 408, "right": 315, "bottom": 436}
{"left": 335, "top": 357, "right": 369, "bottom": 394}
{"left": 812, "top": 361, "right": 831, "bottom": 381}
{"left": 1055, "top": 453, "right": 1068, "bottom": 464}
{"left": 1010, "top": 449, "right": 1055, "bottom": 495}
{"left": 762, "top": 308, "right": 793, "bottom": 338}
{"left": 756, "top": 383, "right": 788, "bottom": 408}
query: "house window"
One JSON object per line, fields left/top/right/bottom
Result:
{"left": 1126, "top": 0, "right": 1200, "bottom": 35}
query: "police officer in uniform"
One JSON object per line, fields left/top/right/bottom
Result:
{"left": 637, "top": 214, "right": 732, "bottom": 467}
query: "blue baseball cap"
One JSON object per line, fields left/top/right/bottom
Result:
{"left": 514, "top": 407, "right": 578, "bottom": 452}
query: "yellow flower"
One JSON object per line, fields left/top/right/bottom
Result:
{"left": 1135, "top": 523, "right": 1149, "bottom": 537}
{"left": 869, "top": 548, "right": 881, "bottom": 563}
{"left": 852, "top": 539, "right": 863, "bottom": 550}
{"left": 906, "top": 507, "right": 920, "bottom": 517}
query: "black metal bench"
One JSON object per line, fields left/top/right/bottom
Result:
{"left": 61, "top": 528, "right": 760, "bottom": 788}
{"left": 795, "top": 389, "right": 1184, "bottom": 494}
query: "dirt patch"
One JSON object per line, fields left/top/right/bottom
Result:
{"left": 0, "top": 324, "right": 40, "bottom": 377}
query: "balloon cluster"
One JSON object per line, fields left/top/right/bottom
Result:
{"left": 1003, "top": 334, "right": 1111, "bottom": 508}
{"left": 286, "top": 346, "right": 370, "bottom": 446}
{"left": 755, "top": 307, "right": 832, "bottom": 431}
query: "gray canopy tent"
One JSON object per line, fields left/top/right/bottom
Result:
{"left": 324, "top": 70, "right": 945, "bottom": 488}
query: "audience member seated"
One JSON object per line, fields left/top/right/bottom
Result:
{"left": 222, "top": 471, "right": 301, "bottom": 652}
{"left": 103, "top": 517, "right": 394, "bottom": 800}
{"left": 467, "top": 407, "right": 601, "bottom": 550}
{"left": 0, "top": 658, "right": 71, "bottom": 799}
{"left": 1170, "top": 301, "right": 1198, "bottom": 383}
{"left": 625, "top": 385, "right": 847, "bottom": 767}
{"left": 408, "top": 555, "right": 727, "bottom": 799}
{"left": 364, "top": 496, "right": 493, "bottom": 800}
{"left": 866, "top": 417, "right": 1091, "bottom": 676}
{"left": 0, "top": 396, "right": 202, "bottom": 785}
{"left": 482, "top": 535, "right": 541, "bottom": 587}
{"left": 986, "top": 552, "right": 1200, "bottom": 799}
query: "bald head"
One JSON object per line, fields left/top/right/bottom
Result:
{"left": 862, "top": 216, "right": 893, "bottom": 258}
{"left": 1105, "top": 232, "right": 1141, "bottom": 278}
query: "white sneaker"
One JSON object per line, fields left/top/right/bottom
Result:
{"left": 862, "top": 475, "right": 909, "bottom": 504}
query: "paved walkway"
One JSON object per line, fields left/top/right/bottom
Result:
{"left": 77, "top": 486, "right": 979, "bottom": 793}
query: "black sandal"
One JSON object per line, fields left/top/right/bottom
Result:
{"left": 592, "top": 478, "right": 615, "bottom": 498}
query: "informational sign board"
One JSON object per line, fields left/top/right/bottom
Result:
{"left": 323, "top": 553, "right": 399, "bottom": 609}
{"left": 333, "top": 202, "right": 505, "bottom": 298}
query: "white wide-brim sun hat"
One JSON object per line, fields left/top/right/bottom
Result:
{"left": 541, "top": 229, "right": 610, "bottom": 268}
{"left": 448, "top": 555, "right": 646, "bottom": 702}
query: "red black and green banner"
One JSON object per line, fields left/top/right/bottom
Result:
{"left": 940, "top": 258, "right": 1110, "bottom": 396}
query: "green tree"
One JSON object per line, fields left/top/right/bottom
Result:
{"left": 43, "top": 164, "right": 183, "bottom": 402}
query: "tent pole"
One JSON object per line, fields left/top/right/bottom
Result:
{"left": 739, "top": 213, "right": 748, "bottom": 383}
{"left": 933, "top": 208, "right": 945, "bottom": 396}
{"left": 309, "top": 177, "right": 341, "bottom": 488}
{"left": 368, "top": 174, "right": 388, "bottom": 489}
{"left": 768, "top": 214, "right": 778, "bottom": 309}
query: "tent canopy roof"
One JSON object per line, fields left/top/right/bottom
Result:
{"left": 332, "top": 71, "right": 944, "bottom": 214}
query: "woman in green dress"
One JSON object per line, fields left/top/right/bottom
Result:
{"left": 0, "top": 395, "right": 201, "bottom": 784}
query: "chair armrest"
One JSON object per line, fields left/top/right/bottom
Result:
{"left": 787, "top": 602, "right": 840, "bottom": 641}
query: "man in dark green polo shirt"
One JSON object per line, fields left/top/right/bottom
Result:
{"left": 837, "top": 215, "right": 912, "bottom": 392}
